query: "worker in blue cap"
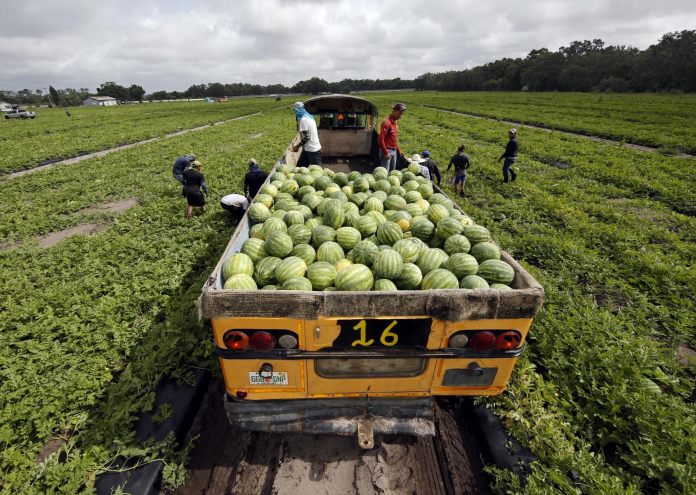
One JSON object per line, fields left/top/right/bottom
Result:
{"left": 420, "top": 151, "right": 441, "bottom": 186}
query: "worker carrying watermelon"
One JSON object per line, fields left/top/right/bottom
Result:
{"left": 378, "top": 103, "right": 406, "bottom": 172}
{"left": 497, "top": 129, "right": 518, "bottom": 183}
{"left": 292, "top": 102, "right": 322, "bottom": 166}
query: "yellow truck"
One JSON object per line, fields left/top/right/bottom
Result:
{"left": 199, "top": 95, "right": 545, "bottom": 448}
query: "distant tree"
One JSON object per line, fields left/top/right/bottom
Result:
{"left": 521, "top": 52, "right": 566, "bottom": 91}
{"left": 128, "top": 84, "right": 145, "bottom": 101}
{"left": 302, "top": 77, "right": 329, "bottom": 94}
{"left": 49, "top": 85, "right": 61, "bottom": 105}
{"left": 97, "top": 82, "right": 130, "bottom": 99}
{"left": 148, "top": 91, "right": 169, "bottom": 100}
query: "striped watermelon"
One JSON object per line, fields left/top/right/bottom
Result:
{"left": 477, "top": 259, "right": 515, "bottom": 285}
{"left": 271, "top": 172, "right": 287, "bottom": 182}
{"left": 248, "top": 203, "right": 271, "bottom": 223}
{"left": 312, "top": 226, "right": 337, "bottom": 247}
{"left": 416, "top": 199, "right": 430, "bottom": 213}
{"left": 352, "top": 177, "right": 370, "bottom": 193}
{"left": 259, "top": 184, "right": 278, "bottom": 198}
{"left": 305, "top": 217, "right": 323, "bottom": 231}
{"left": 293, "top": 205, "right": 313, "bottom": 221}
{"left": 404, "top": 190, "right": 422, "bottom": 204}
{"left": 275, "top": 192, "right": 294, "bottom": 203}
{"left": 374, "top": 249, "right": 404, "bottom": 280}
{"left": 342, "top": 186, "right": 354, "bottom": 196}
{"left": 373, "top": 167, "right": 389, "bottom": 180}
{"left": 428, "top": 193, "right": 448, "bottom": 205}
{"left": 459, "top": 216, "right": 474, "bottom": 228}
{"left": 417, "top": 183, "right": 434, "bottom": 199}
{"left": 323, "top": 205, "right": 346, "bottom": 230}
{"left": 343, "top": 202, "right": 359, "bottom": 214}
{"left": 459, "top": 275, "right": 490, "bottom": 289}
{"left": 394, "top": 263, "right": 423, "bottom": 290}
{"left": 427, "top": 204, "right": 449, "bottom": 224}
{"left": 407, "top": 161, "right": 422, "bottom": 174}
{"left": 422, "top": 269, "right": 459, "bottom": 290}
{"left": 470, "top": 242, "right": 501, "bottom": 263}
{"left": 317, "top": 241, "right": 345, "bottom": 265}
{"left": 404, "top": 203, "right": 424, "bottom": 217}
{"left": 436, "top": 217, "right": 465, "bottom": 240}
{"left": 271, "top": 209, "right": 287, "bottom": 220}
{"left": 393, "top": 239, "right": 420, "bottom": 263}
{"left": 403, "top": 180, "right": 420, "bottom": 192}
{"left": 376, "top": 221, "right": 404, "bottom": 246}
{"left": 445, "top": 253, "right": 479, "bottom": 278}
{"left": 241, "top": 238, "right": 268, "bottom": 263}
{"left": 390, "top": 211, "right": 412, "bottom": 232}
{"left": 463, "top": 225, "right": 490, "bottom": 245}
{"left": 344, "top": 212, "right": 361, "bottom": 227}
{"left": 389, "top": 169, "right": 403, "bottom": 180}
{"left": 416, "top": 248, "right": 447, "bottom": 275}
{"left": 261, "top": 285, "right": 279, "bottom": 290}
{"left": 307, "top": 261, "right": 338, "bottom": 290}
{"left": 352, "top": 240, "right": 379, "bottom": 267}
{"left": 222, "top": 253, "right": 254, "bottom": 282}
{"left": 313, "top": 176, "right": 331, "bottom": 191}
{"left": 490, "top": 283, "right": 512, "bottom": 290}
{"left": 287, "top": 224, "right": 312, "bottom": 245}
{"left": 356, "top": 215, "right": 377, "bottom": 237}
{"left": 364, "top": 197, "right": 384, "bottom": 213}
{"left": 335, "top": 259, "right": 353, "bottom": 272}
{"left": 297, "top": 175, "right": 314, "bottom": 187}
{"left": 366, "top": 211, "right": 387, "bottom": 227}
{"left": 385, "top": 195, "right": 407, "bottom": 211}
{"left": 275, "top": 256, "right": 308, "bottom": 285}
{"left": 301, "top": 193, "right": 321, "bottom": 211}
{"left": 253, "top": 256, "right": 282, "bottom": 286}
{"left": 290, "top": 243, "right": 316, "bottom": 266}
{"left": 331, "top": 191, "right": 348, "bottom": 202}
{"left": 374, "top": 179, "right": 392, "bottom": 192}
{"left": 333, "top": 173, "right": 348, "bottom": 186}
{"left": 364, "top": 235, "right": 380, "bottom": 247}
{"left": 264, "top": 231, "right": 294, "bottom": 258}
{"left": 335, "top": 263, "right": 374, "bottom": 291}
{"left": 348, "top": 193, "right": 368, "bottom": 208}
{"left": 428, "top": 231, "right": 446, "bottom": 249}
{"left": 336, "top": 227, "right": 362, "bottom": 250}
{"left": 280, "top": 180, "right": 299, "bottom": 195}
{"left": 370, "top": 190, "right": 388, "bottom": 202}
{"left": 297, "top": 185, "right": 317, "bottom": 200}
{"left": 283, "top": 210, "right": 305, "bottom": 227}
{"left": 410, "top": 219, "right": 436, "bottom": 242}
{"left": 281, "top": 276, "right": 313, "bottom": 291}
{"left": 250, "top": 223, "right": 264, "bottom": 239}
{"left": 444, "top": 235, "right": 471, "bottom": 255}
{"left": 374, "top": 279, "right": 398, "bottom": 291}
{"left": 224, "top": 274, "right": 258, "bottom": 290}
{"left": 363, "top": 174, "right": 376, "bottom": 189}
{"left": 260, "top": 217, "right": 287, "bottom": 239}
{"left": 389, "top": 185, "right": 407, "bottom": 197}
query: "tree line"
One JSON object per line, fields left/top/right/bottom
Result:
{"left": 1, "top": 30, "right": 694, "bottom": 106}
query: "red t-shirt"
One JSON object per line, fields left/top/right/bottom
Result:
{"left": 378, "top": 115, "right": 400, "bottom": 156}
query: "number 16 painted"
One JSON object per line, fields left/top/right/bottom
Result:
{"left": 352, "top": 320, "right": 399, "bottom": 347}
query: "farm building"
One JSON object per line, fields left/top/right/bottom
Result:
{"left": 0, "top": 101, "right": 14, "bottom": 111}
{"left": 83, "top": 96, "right": 118, "bottom": 107}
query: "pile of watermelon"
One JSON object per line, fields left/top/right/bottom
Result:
{"left": 221, "top": 164, "right": 516, "bottom": 291}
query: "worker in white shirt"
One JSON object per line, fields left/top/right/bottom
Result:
{"left": 291, "top": 102, "right": 322, "bottom": 166}
{"left": 220, "top": 193, "right": 249, "bottom": 221}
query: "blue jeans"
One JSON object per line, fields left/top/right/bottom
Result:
{"left": 173, "top": 172, "right": 185, "bottom": 185}
{"left": 381, "top": 148, "right": 397, "bottom": 172}
{"left": 503, "top": 157, "right": 517, "bottom": 182}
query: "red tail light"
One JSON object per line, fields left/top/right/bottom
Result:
{"left": 236, "top": 390, "right": 248, "bottom": 399}
{"left": 470, "top": 331, "right": 496, "bottom": 352}
{"left": 250, "top": 331, "right": 277, "bottom": 352}
{"left": 223, "top": 331, "right": 249, "bottom": 351}
{"left": 496, "top": 331, "right": 521, "bottom": 349}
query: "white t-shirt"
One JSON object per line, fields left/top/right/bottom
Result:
{"left": 221, "top": 194, "right": 249, "bottom": 209}
{"left": 298, "top": 116, "right": 321, "bottom": 152}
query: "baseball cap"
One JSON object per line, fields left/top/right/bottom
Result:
{"left": 509, "top": 128, "right": 517, "bottom": 134}
{"left": 392, "top": 103, "right": 406, "bottom": 112}
{"left": 186, "top": 153, "right": 196, "bottom": 161}
{"left": 422, "top": 151, "right": 430, "bottom": 157}
{"left": 191, "top": 160, "right": 202, "bottom": 167}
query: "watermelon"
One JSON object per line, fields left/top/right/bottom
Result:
{"left": 335, "top": 263, "right": 374, "bottom": 291}
{"left": 373, "top": 167, "right": 388, "bottom": 180}
{"left": 271, "top": 209, "right": 286, "bottom": 220}
{"left": 221, "top": 253, "right": 254, "bottom": 282}
{"left": 287, "top": 224, "right": 312, "bottom": 245}
{"left": 348, "top": 193, "right": 367, "bottom": 208}
{"left": 463, "top": 225, "right": 490, "bottom": 245}
{"left": 224, "top": 274, "right": 258, "bottom": 290}
{"left": 241, "top": 238, "right": 268, "bottom": 263}
{"left": 389, "top": 169, "right": 403, "bottom": 180}
{"left": 428, "top": 231, "right": 446, "bottom": 249}
{"left": 385, "top": 195, "right": 407, "bottom": 211}
{"left": 250, "top": 223, "right": 264, "bottom": 239}
{"left": 470, "top": 242, "right": 501, "bottom": 263}
{"left": 301, "top": 193, "right": 321, "bottom": 211}
{"left": 445, "top": 253, "right": 479, "bottom": 278}
{"left": 459, "top": 275, "right": 490, "bottom": 289}
{"left": 362, "top": 197, "right": 382, "bottom": 214}
{"left": 376, "top": 221, "right": 404, "bottom": 246}
{"left": 312, "top": 225, "right": 337, "bottom": 247}
{"left": 335, "top": 259, "right": 353, "bottom": 272}
{"left": 352, "top": 177, "right": 370, "bottom": 193}
{"left": 313, "top": 175, "right": 331, "bottom": 191}
{"left": 417, "top": 183, "right": 434, "bottom": 199}
{"left": 331, "top": 190, "right": 348, "bottom": 202}
{"left": 275, "top": 256, "right": 308, "bottom": 285}
{"left": 394, "top": 263, "right": 423, "bottom": 290}
{"left": 306, "top": 261, "right": 338, "bottom": 290}
{"left": 281, "top": 276, "right": 313, "bottom": 291}
{"left": 323, "top": 205, "right": 346, "bottom": 230}
{"left": 404, "top": 203, "right": 423, "bottom": 217}
{"left": 407, "top": 162, "right": 421, "bottom": 175}
{"left": 293, "top": 204, "right": 314, "bottom": 221}
{"left": 364, "top": 235, "right": 380, "bottom": 247}
{"left": 343, "top": 202, "right": 359, "bottom": 214}
{"left": 297, "top": 175, "right": 314, "bottom": 187}
{"left": 275, "top": 192, "right": 294, "bottom": 203}
{"left": 437, "top": 217, "right": 465, "bottom": 240}
{"left": 411, "top": 219, "right": 436, "bottom": 242}
{"left": 366, "top": 211, "right": 387, "bottom": 227}
{"left": 336, "top": 227, "right": 362, "bottom": 250}
{"left": 370, "top": 190, "right": 388, "bottom": 202}
{"left": 374, "top": 279, "right": 398, "bottom": 291}
{"left": 344, "top": 211, "right": 361, "bottom": 227}
{"left": 390, "top": 211, "right": 412, "bottom": 232}
{"left": 389, "top": 185, "right": 407, "bottom": 197}
{"left": 261, "top": 285, "right": 279, "bottom": 290}
{"left": 271, "top": 172, "right": 286, "bottom": 182}
{"left": 260, "top": 217, "right": 287, "bottom": 239}
{"left": 297, "top": 185, "right": 317, "bottom": 200}
{"left": 444, "top": 234, "right": 471, "bottom": 255}
{"left": 283, "top": 210, "right": 305, "bottom": 226}
{"left": 259, "top": 184, "right": 278, "bottom": 198}
{"left": 305, "top": 217, "right": 323, "bottom": 231}
{"left": 427, "top": 204, "right": 449, "bottom": 224}
{"left": 416, "top": 249, "right": 447, "bottom": 275}
{"left": 248, "top": 203, "right": 271, "bottom": 223}
{"left": 422, "top": 269, "right": 459, "bottom": 290}
{"left": 374, "top": 179, "right": 392, "bottom": 192}
{"left": 362, "top": 174, "right": 376, "bottom": 189}
{"left": 428, "top": 193, "right": 447, "bottom": 205}
{"left": 489, "top": 283, "right": 512, "bottom": 290}
{"left": 393, "top": 239, "right": 420, "bottom": 263}
{"left": 352, "top": 240, "right": 379, "bottom": 267}
{"left": 333, "top": 172, "right": 348, "bottom": 186}
{"left": 290, "top": 243, "right": 316, "bottom": 266}
{"left": 416, "top": 199, "right": 430, "bottom": 214}
{"left": 264, "top": 231, "right": 294, "bottom": 258}
{"left": 374, "top": 249, "right": 404, "bottom": 280}
{"left": 317, "top": 241, "right": 345, "bottom": 265}
{"left": 378, "top": 245, "right": 392, "bottom": 251}
{"left": 477, "top": 259, "right": 515, "bottom": 285}
{"left": 403, "top": 180, "right": 420, "bottom": 193}
{"left": 356, "top": 215, "right": 377, "bottom": 237}
{"left": 341, "top": 186, "right": 354, "bottom": 196}
{"left": 317, "top": 198, "right": 341, "bottom": 216}
{"left": 459, "top": 216, "right": 474, "bottom": 228}
{"left": 404, "top": 190, "right": 422, "bottom": 204}
{"left": 253, "top": 256, "right": 282, "bottom": 286}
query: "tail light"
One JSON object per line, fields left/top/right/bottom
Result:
{"left": 250, "top": 331, "right": 276, "bottom": 352}
{"left": 223, "top": 331, "right": 249, "bottom": 351}
{"left": 496, "top": 331, "right": 522, "bottom": 349}
{"left": 470, "top": 331, "right": 496, "bottom": 352}
{"left": 236, "top": 390, "right": 248, "bottom": 399}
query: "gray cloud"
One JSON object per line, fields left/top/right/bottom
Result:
{"left": 1, "top": 0, "right": 695, "bottom": 93}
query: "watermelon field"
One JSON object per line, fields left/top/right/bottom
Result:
{"left": 1, "top": 93, "right": 695, "bottom": 494}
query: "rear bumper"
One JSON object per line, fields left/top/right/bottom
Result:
{"left": 223, "top": 395, "right": 435, "bottom": 437}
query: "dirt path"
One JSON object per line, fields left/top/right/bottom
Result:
{"left": 0, "top": 112, "right": 263, "bottom": 182}
{"left": 422, "top": 106, "right": 696, "bottom": 159}
{"left": 166, "top": 380, "right": 489, "bottom": 495}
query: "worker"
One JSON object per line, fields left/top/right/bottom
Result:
{"left": 291, "top": 102, "right": 322, "bottom": 166}
{"left": 173, "top": 153, "right": 196, "bottom": 185}
{"left": 497, "top": 129, "right": 518, "bottom": 183}
{"left": 244, "top": 159, "right": 268, "bottom": 202}
{"left": 446, "top": 145, "right": 471, "bottom": 196}
{"left": 421, "top": 151, "right": 441, "bottom": 186}
{"left": 378, "top": 103, "right": 405, "bottom": 172}
{"left": 410, "top": 154, "right": 430, "bottom": 180}
{"left": 65, "top": 109, "right": 71, "bottom": 117}
{"left": 182, "top": 161, "right": 208, "bottom": 218}
{"left": 220, "top": 193, "right": 249, "bottom": 221}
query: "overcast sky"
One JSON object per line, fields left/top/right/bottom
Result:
{"left": 2, "top": 0, "right": 695, "bottom": 93}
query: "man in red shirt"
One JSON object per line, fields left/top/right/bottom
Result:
{"left": 378, "top": 103, "right": 406, "bottom": 172}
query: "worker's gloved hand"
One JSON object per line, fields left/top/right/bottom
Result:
{"left": 292, "top": 145, "right": 300, "bottom": 152}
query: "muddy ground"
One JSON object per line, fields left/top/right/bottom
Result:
{"left": 165, "top": 380, "right": 490, "bottom": 495}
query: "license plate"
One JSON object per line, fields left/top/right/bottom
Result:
{"left": 248, "top": 371, "right": 288, "bottom": 385}
{"left": 332, "top": 318, "right": 432, "bottom": 348}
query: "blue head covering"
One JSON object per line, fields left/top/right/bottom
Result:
{"left": 248, "top": 159, "right": 260, "bottom": 172}
{"left": 294, "top": 102, "right": 314, "bottom": 121}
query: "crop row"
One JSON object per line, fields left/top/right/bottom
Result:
{"left": 0, "top": 98, "right": 287, "bottom": 175}
{"left": 383, "top": 91, "right": 696, "bottom": 155}
{"left": 0, "top": 108, "right": 296, "bottom": 493}
{"left": 383, "top": 100, "right": 696, "bottom": 494}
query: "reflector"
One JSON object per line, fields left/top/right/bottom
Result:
{"left": 278, "top": 334, "right": 298, "bottom": 349}
{"left": 223, "top": 331, "right": 249, "bottom": 351}
{"left": 449, "top": 334, "right": 469, "bottom": 348}
{"left": 496, "top": 331, "right": 521, "bottom": 349}
{"left": 470, "top": 331, "right": 496, "bottom": 352}
{"left": 250, "top": 331, "right": 277, "bottom": 352}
